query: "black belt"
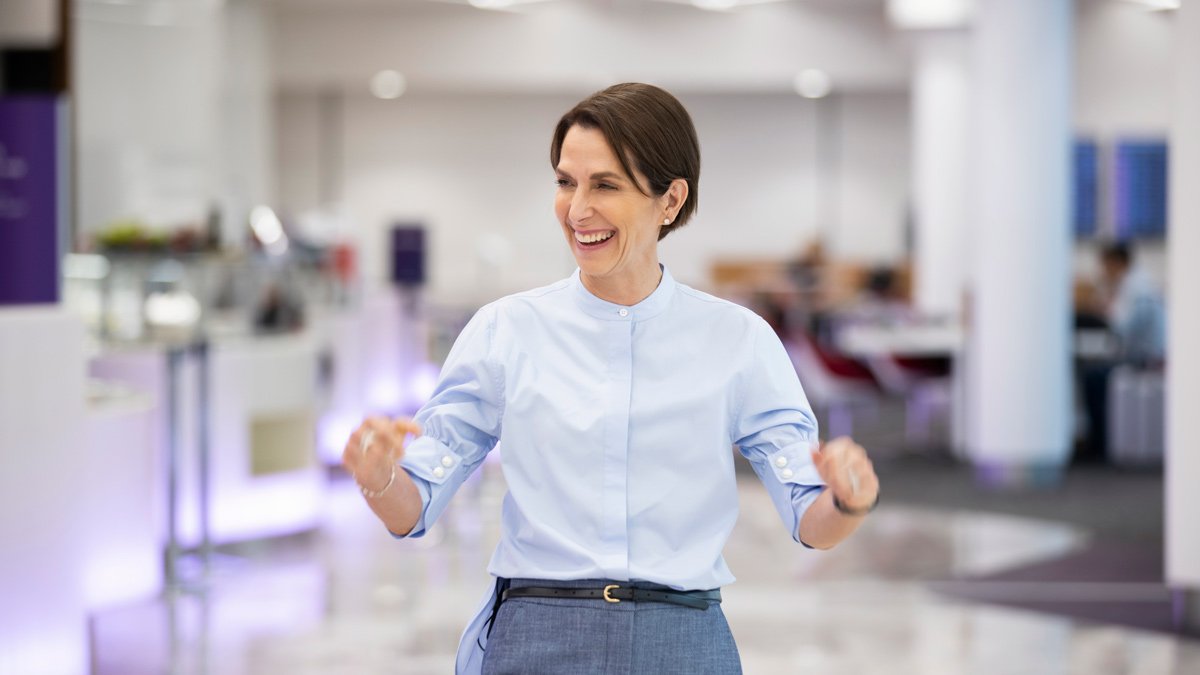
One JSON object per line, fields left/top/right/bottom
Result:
{"left": 502, "top": 583, "right": 721, "bottom": 610}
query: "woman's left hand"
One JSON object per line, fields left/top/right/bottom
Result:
{"left": 810, "top": 437, "right": 879, "bottom": 514}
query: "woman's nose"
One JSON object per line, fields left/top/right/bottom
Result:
{"left": 568, "top": 189, "right": 592, "bottom": 223}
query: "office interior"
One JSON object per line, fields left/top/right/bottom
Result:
{"left": 1, "top": 0, "right": 1198, "bottom": 672}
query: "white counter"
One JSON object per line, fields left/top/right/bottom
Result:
{"left": 0, "top": 307, "right": 89, "bottom": 675}
{"left": 90, "top": 332, "right": 326, "bottom": 547}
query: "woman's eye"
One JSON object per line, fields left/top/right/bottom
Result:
{"left": 597, "top": 183, "right": 616, "bottom": 191}
{"left": 555, "top": 178, "right": 572, "bottom": 188}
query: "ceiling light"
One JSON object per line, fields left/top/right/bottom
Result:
{"left": 887, "top": 0, "right": 974, "bottom": 29}
{"left": 1122, "top": 0, "right": 1180, "bottom": 10}
{"left": 370, "top": 70, "right": 407, "bottom": 100}
{"left": 794, "top": 69, "right": 832, "bottom": 99}
{"left": 691, "top": 0, "right": 739, "bottom": 10}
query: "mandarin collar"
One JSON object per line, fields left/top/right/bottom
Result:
{"left": 571, "top": 265, "right": 676, "bottom": 322}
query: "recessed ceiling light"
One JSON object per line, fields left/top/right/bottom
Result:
{"left": 1122, "top": 0, "right": 1180, "bottom": 10}
{"left": 887, "top": 0, "right": 974, "bottom": 29}
{"left": 692, "top": 0, "right": 739, "bottom": 11}
{"left": 469, "top": 0, "right": 515, "bottom": 9}
{"left": 794, "top": 69, "right": 832, "bottom": 99}
{"left": 370, "top": 70, "right": 407, "bottom": 100}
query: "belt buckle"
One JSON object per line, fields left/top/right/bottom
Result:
{"left": 602, "top": 584, "right": 620, "bottom": 603}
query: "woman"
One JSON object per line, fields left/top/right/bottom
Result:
{"left": 342, "top": 83, "right": 880, "bottom": 674}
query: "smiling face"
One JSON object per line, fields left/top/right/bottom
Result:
{"left": 554, "top": 125, "right": 680, "bottom": 301}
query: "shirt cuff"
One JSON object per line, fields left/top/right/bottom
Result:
{"left": 400, "top": 435, "right": 466, "bottom": 484}
{"left": 391, "top": 435, "right": 469, "bottom": 539}
{"left": 765, "top": 445, "right": 823, "bottom": 486}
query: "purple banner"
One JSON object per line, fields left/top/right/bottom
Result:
{"left": 0, "top": 96, "right": 60, "bottom": 305}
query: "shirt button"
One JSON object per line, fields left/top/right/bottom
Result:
{"left": 781, "top": 468, "right": 794, "bottom": 480}
{"left": 774, "top": 456, "right": 788, "bottom": 468}
{"left": 618, "top": 308, "right": 629, "bottom": 317}
{"left": 441, "top": 455, "right": 453, "bottom": 468}
{"left": 432, "top": 466, "right": 446, "bottom": 479}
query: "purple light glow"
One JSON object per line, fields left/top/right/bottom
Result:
{"left": 366, "top": 377, "right": 403, "bottom": 412}
{"left": 404, "top": 361, "right": 441, "bottom": 411}
{"left": 318, "top": 411, "right": 363, "bottom": 464}
{"left": 84, "top": 546, "right": 162, "bottom": 611}
{"left": 174, "top": 472, "right": 327, "bottom": 547}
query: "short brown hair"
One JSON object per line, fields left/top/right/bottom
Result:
{"left": 551, "top": 83, "right": 701, "bottom": 240}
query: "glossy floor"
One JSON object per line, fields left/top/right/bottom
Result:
{"left": 91, "top": 463, "right": 1200, "bottom": 674}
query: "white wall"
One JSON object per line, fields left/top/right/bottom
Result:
{"left": 1167, "top": 0, "right": 1200, "bottom": 591}
{"left": 1072, "top": 0, "right": 1173, "bottom": 285}
{"left": 73, "top": 0, "right": 274, "bottom": 245}
{"left": 1075, "top": 0, "right": 1175, "bottom": 137}
{"left": 275, "top": 89, "right": 912, "bottom": 303}
{"left": 74, "top": 4, "right": 223, "bottom": 237}
{"left": 833, "top": 92, "right": 912, "bottom": 262}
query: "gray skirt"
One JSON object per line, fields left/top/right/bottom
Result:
{"left": 480, "top": 579, "right": 742, "bottom": 675}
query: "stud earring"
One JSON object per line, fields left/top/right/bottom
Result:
{"left": 663, "top": 218, "right": 671, "bottom": 225}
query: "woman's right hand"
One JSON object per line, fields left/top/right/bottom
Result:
{"left": 342, "top": 416, "right": 422, "bottom": 494}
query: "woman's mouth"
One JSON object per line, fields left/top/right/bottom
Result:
{"left": 574, "top": 229, "right": 615, "bottom": 249}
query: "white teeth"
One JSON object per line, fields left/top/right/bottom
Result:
{"left": 575, "top": 230, "right": 615, "bottom": 244}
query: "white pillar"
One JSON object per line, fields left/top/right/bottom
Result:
{"left": 911, "top": 32, "right": 972, "bottom": 317}
{"left": 965, "top": 0, "right": 1072, "bottom": 479}
{"left": 1166, "top": 0, "right": 1200, "bottom": 610}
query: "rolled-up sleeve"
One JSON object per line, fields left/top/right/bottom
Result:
{"left": 395, "top": 304, "right": 505, "bottom": 538}
{"left": 733, "top": 318, "right": 826, "bottom": 543}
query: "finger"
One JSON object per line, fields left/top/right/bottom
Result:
{"left": 809, "top": 438, "right": 826, "bottom": 466}
{"left": 344, "top": 426, "right": 372, "bottom": 462}
{"left": 364, "top": 417, "right": 404, "bottom": 449}
{"left": 392, "top": 419, "right": 422, "bottom": 438}
{"left": 809, "top": 448, "right": 825, "bottom": 471}
{"left": 387, "top": 421, "right": 420, "bottom": 460}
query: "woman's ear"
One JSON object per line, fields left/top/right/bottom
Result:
{"left": 665, "top": 178, "right": 689, "bottom": 220}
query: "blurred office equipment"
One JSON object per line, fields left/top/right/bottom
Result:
{"left": 1073, "top": 138, "right": 1099, "bottom": 239}
{"left": 1114, "top": 139, "right": 1168, "bottom": 240}
{"left": 390, "top": 224, "right": 426, "bottom": 287}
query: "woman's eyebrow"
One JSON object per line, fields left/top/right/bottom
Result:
{"left": 589, "top": 171, "right": 626, "bottom": 182}
{"left": 555, "top": 168, "right": 627, "bottom": 183}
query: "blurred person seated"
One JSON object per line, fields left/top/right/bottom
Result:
{"left": 1099, "top": 242, "right": 1165, "bottom": 366}
{"left": 1072, "top": 277, "right": 1109, "bottom": 331}
{"left": 1076, "top": 242, "right": 1166, "bottom": 463}
{"left": 839, "top": 265, "right": 916, "bottom": 327}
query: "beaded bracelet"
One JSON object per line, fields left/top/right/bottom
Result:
{"left": 833, "top": 491, "right": 879, "bottom": 517}
{"left": 359, "top": 464, "right": 396, "bottom": 499}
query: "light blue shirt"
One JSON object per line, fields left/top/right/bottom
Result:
{"left": 398, "top": 265, "right": 826, "bottom": 595}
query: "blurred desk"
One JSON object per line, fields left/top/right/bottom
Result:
{"left": 90, "top": 332, "right": 325, "bottom": 548}
{"left": 837, "top": 322, "right": 964, "bottom": 358}
{"left": 1074, "top": 328, "right": 1120, "bottom": 362}
{"left": 835, "top": 320, "right": 963, "bottom": 449}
